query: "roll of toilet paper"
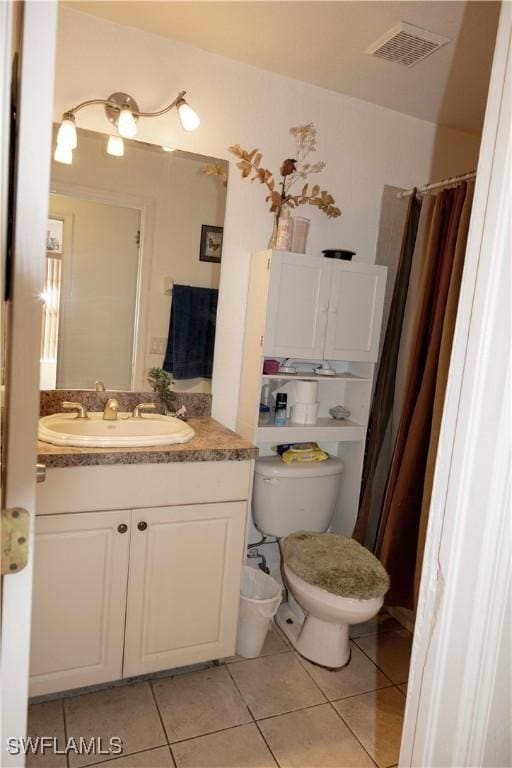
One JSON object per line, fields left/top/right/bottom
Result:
{"left": 291, "top": 401, "right": 320, "bottom": 424}
{"left": 295, "top": 380, "right": 319, "bottom": 404}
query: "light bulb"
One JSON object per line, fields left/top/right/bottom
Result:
{"left": 54, "top": 143, "right": 73, "bottom": 165}
{"left": 177, "top": 100, "right": 200, "bottom": 132}
{"left": 117, "top": 107, "right": 137, "bottom": 138}
{"left": 107, "top": 135, "right": 124, "bottom": 157}
{"left": 56, "top": 116, "right": 77, "bottom": 150}
{"left": 162, "top": 146, "right": 175, "bottom": 152}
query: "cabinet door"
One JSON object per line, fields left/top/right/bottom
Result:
{"left": 29, "top": 510, "right": 130, "bottom": 696}
{"left": 124, "top": 502, "right": 246, "bottom": 677}
{"left": 324, "top": 261, "right": 387, "bottom": 361}
{"left": 264, "top": 252, "right": 330, "bottom": 359}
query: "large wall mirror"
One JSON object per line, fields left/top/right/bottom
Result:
{"left": 41, "top": 126, "right": 228, "bottom": 392}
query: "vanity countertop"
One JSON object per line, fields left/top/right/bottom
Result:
{"left": 37, "top": 417, "right": 257, "bottom": 468}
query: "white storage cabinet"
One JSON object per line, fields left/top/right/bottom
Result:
{"left": 237, "top": 250, "right": 387, "bottom": 535}
{"left": 264, "top": 251, "right": 386, "bottom": 362}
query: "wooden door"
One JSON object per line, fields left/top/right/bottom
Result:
{"left": 124, "top": 502, "right": 246, "bottom": 677}
{"left": 324, "top": 261, "right": 387, "bottom": 362}
{"left": 29, "top": 510, "right": 130, "bottom": 696}
{"left": 264, "top": 251, "right": 330, "bottom": 359}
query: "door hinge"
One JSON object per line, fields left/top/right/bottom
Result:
{"left": 1, "top": 507, "right": 30, "bottom": 574}
{"left": 267, "top": 257, "right": 271, "bottom": 271}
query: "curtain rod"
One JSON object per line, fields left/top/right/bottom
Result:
{"left": 397, "top": 170, "right": 476, "bottom": 199}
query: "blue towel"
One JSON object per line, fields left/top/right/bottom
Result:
{"left": 163, "top": 285, "right": 218, "bottom": 379}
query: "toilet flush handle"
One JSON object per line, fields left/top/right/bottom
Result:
{"left": 262, "top": 477, "right": 280, "bottom": 486}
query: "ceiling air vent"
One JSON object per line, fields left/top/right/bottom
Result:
{"left": 366, "top": 22, "right": 450, "bottom": 67}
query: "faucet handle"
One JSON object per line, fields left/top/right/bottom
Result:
{"left": 132, "top": 402, "right": 157, "bottom": 419}
{"left": 62, "top": 401, "right": 89, "bottom": 419}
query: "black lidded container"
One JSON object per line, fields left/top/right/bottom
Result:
{"left": 322, "top": 249, "right": 355, "bottom": 260}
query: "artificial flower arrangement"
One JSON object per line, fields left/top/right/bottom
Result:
{"left": 228, "top": 123, "right": 341, "bottom": 221}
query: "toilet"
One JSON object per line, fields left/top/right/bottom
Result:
{"left": 252, "top": 456, "right": 389, "bottom": 668}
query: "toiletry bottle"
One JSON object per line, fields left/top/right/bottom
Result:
{"left": 274, "top": 393, "right": 287, "bottom": 426}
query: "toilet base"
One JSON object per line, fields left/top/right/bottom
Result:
{"left": 276, "top": 601, "right": 350, "bottom": 669}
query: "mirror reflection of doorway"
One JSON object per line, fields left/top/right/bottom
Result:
{"left": 41, "top": 194, "right": 141, "bottom": 390}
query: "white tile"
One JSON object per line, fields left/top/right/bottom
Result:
{"left": 172, "top": 724, "right": 276, "bottom": 768}
{"left": 298, "top": 642, "right": 392, "bottom": 700}
{"left": 228, "top": 652, "right": 325, "bottom": 719}
{"left": 259, "top": 704, "right": 374, "bottom": 767}
{"left": 354, "top": 629, "right": 412, "bottom": 684}
{"left": 334, "top": 687, "right": 405, "bottom": 768}
{"left": 153, "top": 666, "right": 251, "bottom": 743}
{"left": 65, "top": 683, "right": 166, "bottom": 767}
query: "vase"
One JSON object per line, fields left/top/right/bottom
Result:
{"left": 268, "top": 216, "right": 279, "bottom": 249}
{"left": 268, "top": 208, "right": 294, "bottom": 251}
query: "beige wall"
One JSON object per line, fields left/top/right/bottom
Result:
{"left": 51, "top": 130, "right": 227, "bottom": 391}
{"left": 54, "top": 8, "right": 481, "bottom": 425}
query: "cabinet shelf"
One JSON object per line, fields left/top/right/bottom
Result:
{"left": 255, "top": 417, "right": 366, "bottom": 444}
{"left": 262, "top": 372, "right": 369, "bottom": 382}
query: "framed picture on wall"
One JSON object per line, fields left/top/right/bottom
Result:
{"left": 199, "top": 224, "right": 223, "bottom": 263}
{"left": 46, "top": 217, "right": 64, "bottom": 254}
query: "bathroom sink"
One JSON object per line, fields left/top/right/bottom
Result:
{"left": 38, "top": 412, "right": 195, "bottom": 448}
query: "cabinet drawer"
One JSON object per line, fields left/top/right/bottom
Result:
{"left": 37, "top": 460, "right": 253, "bottom": 515}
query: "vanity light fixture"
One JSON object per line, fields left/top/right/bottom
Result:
{"left": 54, "top": 142, "right": 73, "bottom": 165}
{"left": 56, "top": 114, "right": 78, "bottom": 149}
{"left": 107, "top": 135, "right": 124, "bottom": 157}
{"left": 117, "top": 106, "right": 138, "bottom": 139}
{"left": 177, "top": 99, "right": 201, "bottom": 132}
{"left": 54, "top": 90, "right": 200, "bottom": 165}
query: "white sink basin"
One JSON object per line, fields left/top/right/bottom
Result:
{"left": 38, "top": 412, "right": 195, "bottom": 448}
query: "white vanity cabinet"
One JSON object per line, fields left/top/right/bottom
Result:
{"left": 30, "top": 510, "right": 130, "bottom": 696}
{"left": 123, "top": 502, "right": 246, "bottom": 677}
{"left": 263, "top": 251, "right": 386, "bottom": 362}
{"left": 30, "top": 461, "right": 251, "bottom": 696}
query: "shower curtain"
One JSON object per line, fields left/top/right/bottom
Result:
{"left": 355, "top": 193, "right": 421, "bottom": 546}
{"left": 356, "top": 180, "right": 474, "bottom": 610}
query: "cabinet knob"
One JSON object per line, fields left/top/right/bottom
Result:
{"left": 117, "top": 524, "right": 128, "bottom": 534}
{"left": 137, "top": 521, "right": 148, "bottom": 531}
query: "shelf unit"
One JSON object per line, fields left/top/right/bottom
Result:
{"left": 255, "top": 418, "right": 366, "bottom": 444}
{"left": 261, "top": 372, "right": 370, "bottom": 382}
{"left": 237, "top": 250, "right": 387, "bottom": 537}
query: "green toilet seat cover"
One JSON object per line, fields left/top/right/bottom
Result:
{"left": 282, "top": 531, "right": 390, "bottom": 600}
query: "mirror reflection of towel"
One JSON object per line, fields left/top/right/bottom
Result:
{"left": 163, "top": 285, "right": 218, "bottom": 379}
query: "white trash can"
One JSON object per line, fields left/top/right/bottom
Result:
{"left": 236, "top": 566, "right": 283, "bottom": 658}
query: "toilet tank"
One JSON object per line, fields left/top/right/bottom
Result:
{"left": 252, "top": 456, "right": 344, "bottom": 537}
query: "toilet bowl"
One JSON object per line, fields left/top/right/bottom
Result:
{"left": 252, "top": 456, "right": 389, "bottom": 668}
{"left": 277, "top": 543, "right": 386, "bottom": 668}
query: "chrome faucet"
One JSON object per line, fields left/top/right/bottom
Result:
{"left": 103, "top": 398, "right": 120, "bottom": 420}
{"left": 62, "top": 401, "right": 89, "bottom": 419}
{"left": 131, "top": 403, "right": 156, "bottom": 418}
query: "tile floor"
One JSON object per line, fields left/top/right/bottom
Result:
{"left": 27, "top": 613, "right": 412, "bottom": 768}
